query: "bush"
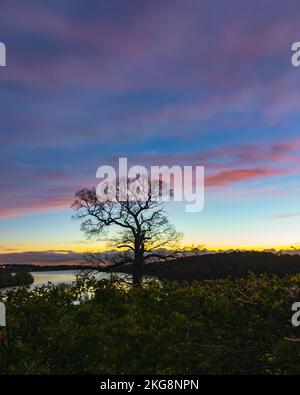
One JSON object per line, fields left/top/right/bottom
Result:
{"left": 0, "top": 270, "right": 14, "bottom": 288}
{"left": 12, "top": 272, "right": 34, "bottom": 286}
{"left": 0, "top": 274, "right": 300, "bottom": 374}
{"left": 0, "top": 270, "right": 34, "bottom": 288}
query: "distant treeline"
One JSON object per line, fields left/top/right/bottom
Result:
{"left": 5, "top": 252, "right": 300, "bottom": 281}
{"left": 0, "top": 269, "right": 34, "bottom": 288}
{"left": 105, "top": 252, "right": 300, "bottom": 281}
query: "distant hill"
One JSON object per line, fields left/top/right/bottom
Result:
{"left": 104, "top": 252, "right": 300, "bottom": 281}
{"left": 6, "top": 252, "right": 300, "bottom": 281}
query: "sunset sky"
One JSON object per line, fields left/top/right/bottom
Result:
{"left": 1, "top": 0, "right": 300, "bottom": 264}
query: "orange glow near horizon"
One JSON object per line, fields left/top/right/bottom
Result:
{"left": 1, "top": 240, "right": 299, "bottom": 255}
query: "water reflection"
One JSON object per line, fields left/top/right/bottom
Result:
{"left": 30, "top": 270, "right": 81, "bottom": 288}
{"left": 0, "top": 270, "right": 127, "bottom": 292}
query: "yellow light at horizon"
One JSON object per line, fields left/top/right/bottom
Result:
{"left": 1, "top": 239, "right": 299, "bottom": 254}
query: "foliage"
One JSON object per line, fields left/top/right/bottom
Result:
{"left": 0, "top": 270, "right": 34, "bottom": 289}
{"left": 135, "top": 251, "right": 300, "bottom": 281}
{"left": 1, "top": 274, "right": 300, "bottom": 374}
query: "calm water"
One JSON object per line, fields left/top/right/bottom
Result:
{"left": 30, "top": 270, "right": 121, "bottom": 289}
{"left": 30, "top": 270, "right": 82, "bottom": 288}
{"left": 0, "top": 270, "right": 119, "bottom": 292}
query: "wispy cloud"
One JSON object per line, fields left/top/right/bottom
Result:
{"left": 206, "top": 168, "right": 285, "bottom": 187}
{"left": 0, "top": 250, "right": 83, "bottom": 265}
{"left": 271, "top": 212, "right": 300, "bottom": 219}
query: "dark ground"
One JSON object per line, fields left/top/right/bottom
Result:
{"left": 103, "top": 251, "right": 300, "bottom": 281}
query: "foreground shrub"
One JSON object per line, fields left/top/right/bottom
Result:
{"left": 1, "top": 274, "right": 300, "bottom": 374}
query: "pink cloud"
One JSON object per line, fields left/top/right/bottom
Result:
{"left": 206, "top": 168, "right": 285, "bottom": 187}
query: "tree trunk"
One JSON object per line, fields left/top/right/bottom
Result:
{"left": 132, "top": 266, "right": 142, "bottom": 285}
{"left": 133, "top": 248, "right": 143, "bottom": 286}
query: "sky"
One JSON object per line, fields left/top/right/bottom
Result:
{"left": 1, "top": 0, "right": 300, "bottom": 264}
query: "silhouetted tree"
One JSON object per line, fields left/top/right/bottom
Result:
{"left": 72, "top": 178, "right": 182, "bottom": 285}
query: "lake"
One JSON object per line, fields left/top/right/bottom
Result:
{"left": 30, "top": 270, "right": 124, "bottom": 289}
{"left": 30, "top": 270, "right": 82, "bottom": 288}
{"left": 0, "top": 270, "right": 122, "bottom": 292}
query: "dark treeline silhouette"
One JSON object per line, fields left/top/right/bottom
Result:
{"left": 103, "top": 251, "right": 300, "bottom": 281}
{"left": 0, "top": 269, "right": 34, "bottom": 288}
{"left": 4, "top": 252, "right": 300, "bottom": 282}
